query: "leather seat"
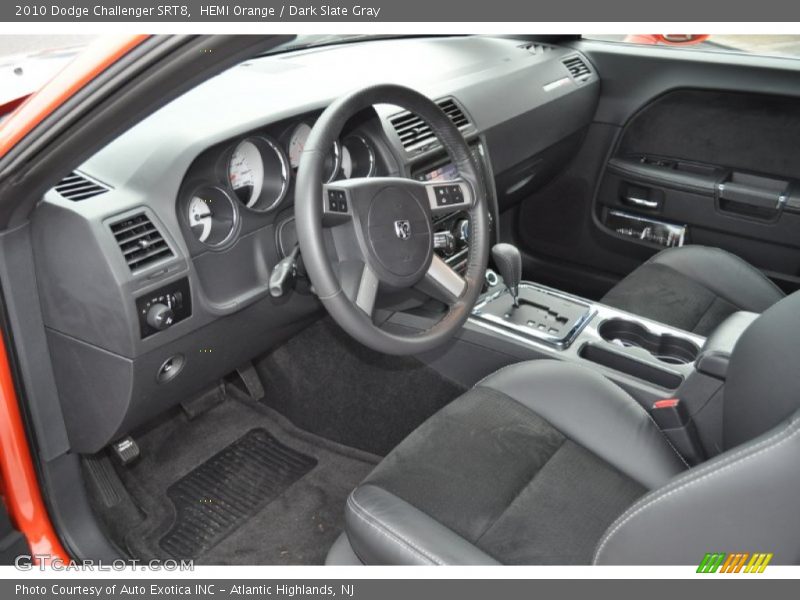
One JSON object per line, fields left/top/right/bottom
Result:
{"left": 329, "top": 292, "right": 800, "bottom": 564}
{"left": 601, "top": 245, "right": 784, "bottom": 335}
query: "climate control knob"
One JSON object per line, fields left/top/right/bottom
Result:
{"left": 146, "top": 303, "right": 175, "bottom": 331}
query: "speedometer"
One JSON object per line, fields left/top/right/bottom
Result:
{"left": 228, "top": 140, "right": 264, "bottom": 207}
{"left": 228, "top": 136, "right": 290, "bottom": 212}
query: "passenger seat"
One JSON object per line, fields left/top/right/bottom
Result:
{"left": 601, "top": 245, "right": 784, "bottom": 336}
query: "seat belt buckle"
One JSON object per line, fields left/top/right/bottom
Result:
{"left": 651, "top": 398, "right": 706, "bottom": 466}
{"left": 651, "top": 398, "right": 688, "bottom": 429}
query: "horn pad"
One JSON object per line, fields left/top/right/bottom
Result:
{"left": 366, "top": 184, "right": 433, "bottom": 285}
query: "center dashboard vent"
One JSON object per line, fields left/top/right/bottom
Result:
{"left": 109, "top": 212, "right": 174, "bottom": 272}
{"left": 390, "top": 98, "right": 473, "bottom": 153}
{"left": 563, "top": 56, "right": 592, "bottom": 80}
{"left": 54, "top": 171, "right": 110, "bottom": 201}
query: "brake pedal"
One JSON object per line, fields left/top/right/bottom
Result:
{"left": 110, "top": 436, "right": 140, "bottom": 466}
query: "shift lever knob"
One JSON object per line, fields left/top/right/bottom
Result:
{"left": 491, "top": 243, "right": 522, "bottom": 307}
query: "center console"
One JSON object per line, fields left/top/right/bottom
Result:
{"left": 473, "top": 284, "right": 595, "bottom": 350}
{"left": 386, "top": 250, "right": 751, "bottom": 461}
{"left": 471, "top": 278, "right": 703, "bottom": 392}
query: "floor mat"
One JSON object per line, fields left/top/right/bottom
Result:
{"left": 90, "top": 397, "right": 379, "bottom": 565}
{"left": 255, "top": 317, "right": 466, "bottom": 455}
{"left": 160, "top": 429, "right": 317, "bottom": 559}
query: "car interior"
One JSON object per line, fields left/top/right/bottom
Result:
{"left": 2, "top": 34, "right": 800, "bottom": 565}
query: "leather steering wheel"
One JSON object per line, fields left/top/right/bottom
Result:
{"left": 295, "top": 84, "right": 490, "bottom": 355}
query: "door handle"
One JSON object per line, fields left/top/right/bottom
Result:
{"left": 624, "top": 195, "right": 659, "bottom": 209}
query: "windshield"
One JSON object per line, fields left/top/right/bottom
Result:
{"left": 262, "top": 34, "right": 458, "bottom": 56}
{"left": 0, "top": 35, "right": 95, "bottom": 109}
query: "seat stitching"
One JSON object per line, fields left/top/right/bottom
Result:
{"left": 347, "top": 493, "right": 442, "bottom": 565}
{"left": 642, "top": 411, "right": 690, "bottom": 469}
{"left": 592, "top": 420, "right": 800, "bottom": 564}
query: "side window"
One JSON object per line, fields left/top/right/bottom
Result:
{"left": 583, "top": 35, "right": 800, "bottom": 60}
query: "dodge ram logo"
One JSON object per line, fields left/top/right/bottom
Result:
{"left": 394, "top": 220, "right": 411, "bottom": 240}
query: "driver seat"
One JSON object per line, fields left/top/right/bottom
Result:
{"left": 327, "top": 292, "right": 800, "bottom": 565}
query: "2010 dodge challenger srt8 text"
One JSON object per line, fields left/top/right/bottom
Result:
{"left": 0, "top": 34, "right": 798, "bottom": 566}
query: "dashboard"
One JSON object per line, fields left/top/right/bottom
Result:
{"left": 29, "top": 36, "right": 600, "bottom": 453}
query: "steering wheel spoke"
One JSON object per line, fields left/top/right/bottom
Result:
{"left": 336, "top": 259, "right": 378, "bottom": 317}
{"left": 417, "top": 254, "right": 467, "bottom": 305}
{"left": 422, "top": 179, "right": 474, "bottom": 217}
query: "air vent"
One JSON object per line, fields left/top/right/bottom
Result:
{"left": 563, "top": 56, "right": 592, "bottom": 80}
{"left": 109, "top": 213, "right": 174, "bottom": 272}
{"left": 54, "top": 171, "right": 110, "bottom": 201}
{"left": 390, "top": 98, "right": 472, "bottom": 152}
{"left": 518, "top": 42, "right": 553, "bottom": 55}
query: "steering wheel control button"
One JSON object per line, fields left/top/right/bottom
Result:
{"left": 425, "top": 181, "right": 472, "bottom": 212}
{"left": 326, "top": 189, "right": 349, "bottom": 213}
{"left": 433, "top": 184, "right": 464, "bottom": 207}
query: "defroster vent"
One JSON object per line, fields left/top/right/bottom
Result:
{"left": 54, "top": 171, "right": 110, "bottom": 201}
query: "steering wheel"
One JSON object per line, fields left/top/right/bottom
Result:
{"left": 295, "top": 84, "right": 490, "bottom": 355}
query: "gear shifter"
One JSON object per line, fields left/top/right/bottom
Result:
{"left": 491, "top": 243, "right": 522, "bottom": 308}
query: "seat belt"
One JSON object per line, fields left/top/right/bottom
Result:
{"left": 651, "top": 398, "right": 706, "bottom": 466}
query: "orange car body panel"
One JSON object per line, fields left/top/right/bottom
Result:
{"left": 0, "top": 34, "right": 148, "bottom": 159}
{"left": 0, "top": 34, "right": 149, "bottom": 562}
{"left": 625, "top": 34, "right": 711, "bottom": 46}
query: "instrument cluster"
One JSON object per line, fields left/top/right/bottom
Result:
{"left": 183, "top": 117, "right": 381, "bottom": 250}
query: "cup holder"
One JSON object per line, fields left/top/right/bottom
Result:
{"left": 598, "top": 319, "right": 699, "bottom": 365}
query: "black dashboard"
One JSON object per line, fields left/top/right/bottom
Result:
{"left": 30, "top": 36, "right": 599, "bottom": 453}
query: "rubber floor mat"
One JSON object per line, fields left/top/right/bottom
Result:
{"left": 159, "top": 428, "right": 317, "bottom": 559}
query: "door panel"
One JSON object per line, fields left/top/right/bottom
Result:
{"left": 510, "top": 40, "right": 800, "bottom": 299}
{"left": 596, "top": 88, "right": 800, "bottom": 293}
